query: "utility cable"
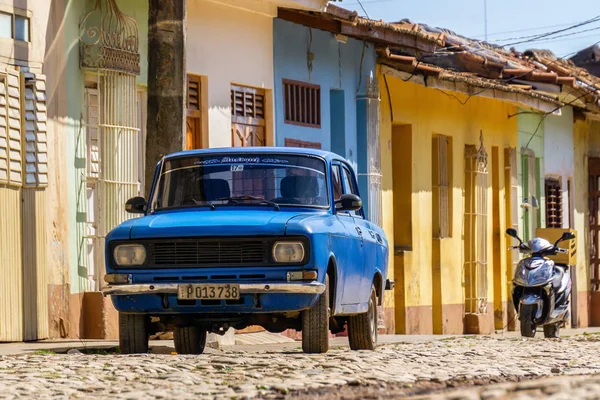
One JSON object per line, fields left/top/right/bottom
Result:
{"left": 500, "top": 14, "right": 600, "bottom": 47}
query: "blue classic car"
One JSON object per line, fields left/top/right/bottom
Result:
{"left": 103, "top": 147, "right": 391, "bottom": 354}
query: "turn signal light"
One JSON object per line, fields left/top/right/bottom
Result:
{"left": 287, "top": 270, "right": 318, "bottom": 281}
{"left": 104, "top": 274, "right": 132, "bottom": 284}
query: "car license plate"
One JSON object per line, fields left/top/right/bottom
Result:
{"left": 177, "top": 284, "right": 240, "bottom": 300}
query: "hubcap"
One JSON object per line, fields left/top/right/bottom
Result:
{"left": 368, "top": 297, "right": 376, "bottom": 343}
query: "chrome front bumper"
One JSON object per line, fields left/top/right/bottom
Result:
{"left": 102, "top": 281, "right": 326, "bottom": 296}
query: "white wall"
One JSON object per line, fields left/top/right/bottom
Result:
{"left": 544, "top": 106, "right": 574, "bottom": 228}
{"left": 186, "top": 0, "right": 275, "bottom": 148}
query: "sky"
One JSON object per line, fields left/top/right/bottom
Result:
{"left": 338, "top": 0, "right": 600, "bottom": 58}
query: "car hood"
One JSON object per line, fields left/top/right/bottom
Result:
{"left": 128, "top": 209, "right": 313, "bottom": 239}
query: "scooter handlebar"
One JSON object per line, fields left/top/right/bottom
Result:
{"left": 557, "top": 248, "right": 568, "bottom": 254}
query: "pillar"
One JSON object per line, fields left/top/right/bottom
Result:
{"left": 146, "top": 0, "right": 187, "bottom": 198}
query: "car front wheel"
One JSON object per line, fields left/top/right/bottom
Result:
{"left": 174, "top": 326, "right": 207, "bottom": 354}
{"left": 301, "top": 274, "right": 330, "bottom": 354}
{"left": 119, "top": 313, "right": 149, "bottom": 354}
{"left": 347, "top": 284, "right": 378, "bottom": 350}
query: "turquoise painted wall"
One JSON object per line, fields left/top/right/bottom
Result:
{"left": 273, "top": 18, "right": 377, "bottom": 214}
{"left": 118, "top": 0, "right": 149, "bottom": 86}
{"left": 65, "top": 0, "right": 88, "bottom": 293}
{"left": 66, "top": 0, "right": 149, "bottom": 293}
{"left": 517, "top": 110, "right": 545, "bottom": 240}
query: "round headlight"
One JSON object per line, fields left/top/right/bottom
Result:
{"left": 272, "top": 242, "right": 305, "bottom": 263}
{"left": 114, "top": 244, "right": 146, "bottom": 266}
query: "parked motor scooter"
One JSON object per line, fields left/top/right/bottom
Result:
{"left": 505, "top": 228, "right": 575, "bottom": 338}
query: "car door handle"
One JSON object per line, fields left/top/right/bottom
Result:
{"left": 355, "top": 226, "right": 362, "bottom": 235}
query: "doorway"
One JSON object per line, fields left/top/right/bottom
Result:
{"left": 589, "top": 158, "right": 600, "bottom": 325}
{"left": 330, "top": 90, "right": 345, "bottom": 157}
{"left": 391, "top": 124, "right": 412, "bottom": 333}
{"left": 231, "top": 84, "right": 266, "bottom": 147}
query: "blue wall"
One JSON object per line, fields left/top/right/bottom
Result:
{"left": 273, "top": 18, "right": 377, "bottom": 173}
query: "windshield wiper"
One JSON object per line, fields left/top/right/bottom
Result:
{"left": 217, "top": 196, "right": 280, "bottom": 211}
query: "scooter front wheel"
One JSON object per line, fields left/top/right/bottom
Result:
{"left": 520, "top": 305, "right": 537, "bottom": 338}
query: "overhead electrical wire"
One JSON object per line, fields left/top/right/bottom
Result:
{"left": 499, "top": 14, "right": 600, "bottom": 46}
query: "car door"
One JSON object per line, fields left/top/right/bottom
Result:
{"left": 341, "top": 164, "right": 376, "bottom": 305}
{"left": 332, "top": 163, "right": 364, "bottom": 306}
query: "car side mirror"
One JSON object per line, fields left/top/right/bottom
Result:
{"left": 335, "top": 194, "right": 362, "bottom": 212}
{"left": 125, "top": 197, "right": 146, "bottom": 214}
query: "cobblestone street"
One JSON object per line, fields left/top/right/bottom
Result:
{"left": 2, "top": 334, "right": 600, "bottom": 399}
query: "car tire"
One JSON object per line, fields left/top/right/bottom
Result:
{"left": 302, "top": 274, "right": 330, "bottom": 354}
{"left": 519, "top": 305, "right": 537, "bottom": 338}
{"left": 348, "top": 284, "right": 378, "bottom": 350}
{"left": 543, "top": 323, "right": 560, "bottom": 338}
{"left": 174, "top": 326, "right": 207, "bottom": 355}
{"left": 119, "top": 313, "right": 149, "bottom": 354}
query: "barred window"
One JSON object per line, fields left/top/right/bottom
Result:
{"left": 283, "top": 79, "right": 320, "bottom": 128}
{"left": 545, "top": 178, "right": 563, "bottom": 228}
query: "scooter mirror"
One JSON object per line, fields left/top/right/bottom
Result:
{"left": 506, "top": 228, "right": 518, "bottom": 238}
{"left": 554, "top": 231, "right": 576, "bottom": 246}
{"left": 560, "top": 232, "right": 575, "bottom": 241}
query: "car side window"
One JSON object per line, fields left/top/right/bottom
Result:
{"left": 332, "top": 165, "right": 343, "bottom": 201}
{"left": 342, "top": 166, "right": 361, "bottom": 216}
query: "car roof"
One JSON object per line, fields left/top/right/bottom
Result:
{"left": 165, "top": 146, "right": 346, "bottom": 163}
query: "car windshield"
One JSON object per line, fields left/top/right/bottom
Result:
{"left": 150, "top": 154, "right": 329, "bottom": 211}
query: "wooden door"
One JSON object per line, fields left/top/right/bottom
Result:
{"left": 589, "top": 158, "right": 600, "bottom": 290}
{"left": 232, "top": 123, "right": 265, "bottom": 147}
{"left": 186, "top": 74, "right": 204, "bottom": 150}
{"left": 231, "top": 85, "right": 266, "bottom": 147}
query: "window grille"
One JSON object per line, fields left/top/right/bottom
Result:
{"left": 464, "top": 132, "right": 488, "bottom": 315}
{"left": 545, "top": 178, "right": 563, "bottom": 228}
{"left": 521, "top": 149, "right": 538, "bottom": 241}
{"left": 365, "top": 75, "right": 382, "bottom": 227}
{"left": 432, "top": 135, "right": 451, "bottom": 238}
{"left": 282, "top": 79, "right": 320, "bottom": 128}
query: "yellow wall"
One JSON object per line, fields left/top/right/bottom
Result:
{"left": 379, "top": 67, "right": 518, "bottom": 334}
{"left": 572, "top": 118, "right": 600, "bottom": 327}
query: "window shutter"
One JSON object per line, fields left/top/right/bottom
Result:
{"left": 187, "top": 75, "right": 200, "bottom": 111}
{"left": 432, "top": 135, "right": 450, "bottom": 238}
{"left": 5, "top": 70, "right": 21, "bottom": 186}
{"left": 231, "top": 85, "right": 265, "bottom": 121}
{"left": 22, "top": 73, "right": 48, "bottom": 187}
{"left": 0, "top": 74, "right": 8, "bottom": 183}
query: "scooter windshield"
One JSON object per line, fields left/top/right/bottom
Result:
{"left": 514, "top": 258, "right": 554, "bottom": 287}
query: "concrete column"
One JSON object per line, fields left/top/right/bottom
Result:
{"left": 146, "top": 0, "right": 187, "bottom": 198}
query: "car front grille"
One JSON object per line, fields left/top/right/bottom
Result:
{"left": 153, "top": 240, "right": 269, "bottom": 266}
{"left": 109, "top": 236, "right": 310, "bottom": 269}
